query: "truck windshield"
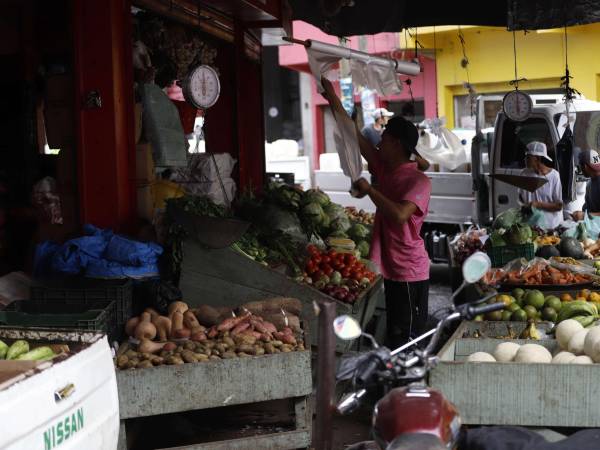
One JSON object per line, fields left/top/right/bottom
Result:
{"left": 500, "top": 117, "right": 554, "bottom": 169}
{"left": 554, "top": 111, "right": 600, "bottom": 152}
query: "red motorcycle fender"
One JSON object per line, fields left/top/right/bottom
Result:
{"left": 372, "top": 386, "right": 461, "bottom": 447}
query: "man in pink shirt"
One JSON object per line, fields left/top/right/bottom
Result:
{"left": 322, "top": 79, "right": 431, "bottom": 347}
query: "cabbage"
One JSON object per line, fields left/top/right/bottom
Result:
{"left": 349, "top": 223, "right": 370, "bottom": 240}
{"left": 493, "top": 208, "right": 522, "bottom": 230}
{"left": 505, "top": 223, "right": 533, "bottom": 245}
{"left": 323, "top": 202, "right": 346, "bottom": 220}
{"left": 357, "top": 241, "right": 370, "bottom": 258}
{"left": 303, "top": 189, "right": 330, "bottom": 207}
{"left": 302, "top": 202, "right": 324, "bottom": 218}
{"left": 263, "top": 205, "right": 305, "bottom": 241}
{"left": 330, "top": 216, "right": 351, "bottom": 233}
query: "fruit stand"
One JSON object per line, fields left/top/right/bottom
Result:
{"left": 179, "top": 241, "right": 383, "bottom": 352}
{"left": 431, "top": 320, "right": 600, "bottom": 427}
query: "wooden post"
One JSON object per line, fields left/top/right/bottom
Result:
{"left": 72, "top": 0, "right": 136, "bottom": 231}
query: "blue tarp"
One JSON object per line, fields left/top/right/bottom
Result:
{"left": 34, "top": 224, "right": 163, "bottom": 279}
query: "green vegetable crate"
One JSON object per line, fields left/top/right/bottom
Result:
{"left": 0, "top": 299, "right": 118, "bottom": 342}
{"left": 487, "top": 243, "right": 535, "bottom": 267}
{"left": 430, "top": 320, "right": 600, "bottom": 427}
{"left": 178, "top": 240, "right": 383, "bottom": 352}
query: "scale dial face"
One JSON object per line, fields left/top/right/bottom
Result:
{"left": 503, "top": 90, "right": 533, "bottom": 122}
{"left": 183, "top": 65, "right": 221, "bottom": 109}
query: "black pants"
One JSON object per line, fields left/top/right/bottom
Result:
{"left": 384, "top": 279, "right": 429, "bottom": 348}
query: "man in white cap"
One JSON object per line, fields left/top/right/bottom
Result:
{"left": 518, "top": 141, "right": 563, "bottom": 229}
{"left": 572, "top": 149, "right": 600, "bottom": 220}
{"left": 361, "top": 107, "right": 394, "bottom": 147}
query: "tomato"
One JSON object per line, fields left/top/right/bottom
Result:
{"left": 321, "top": 255, "right": 331, "bottom": 264}
{"left": 322, "top": 265, "right": 333, "bottom": 276}
{"left": 352, "top": 271, "right": 363, "bottom": 281}
{"left": 341, "top": 268, "right": 351, "bottom": 278}
{"left": 327, "top": 249, "right": 338, "bottom": 259}
{"left": 345, "top": 254, "right": 356, "bottom": 265}
{"left": 306, "top": 262, "right": 317, "bottom": 275}
{"left": 314, "top": 270, "right": 325, "bottom": 280}
{"left": 307, "top": 244, "right": 319, "bottom": 256}
{"left": 333, "top": 261, "right": 344, "bottom": 271}
{"left": 312, "top": 255, "right": 322, "bottom": 265}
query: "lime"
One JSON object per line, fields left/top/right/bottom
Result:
{"left": 523, "top": 305, "right": 538, "bottom": 320}
{"left": 473, "top": 315, "right": 484, "bottom": 322}
{"left": 544, "top": 296, "right": 562, "bottom": 312}
{"left": 512, "top": 288, "right": 525, "bottom": 301}
{"left": 501, "top": 310, "right": 513, "bottom": 321}
{"left": 541, "top": 307, "right": 558, "bottom": 322}
{"left": 511, "top": 309, "right": 528, "bottom": 322}
{"left": 485, "top": 310, "right": 503, "bottom": 321}
{"left": 506, "top": 302, "right": 521, "bottom": 313}
{"left": 524, "top": 290, "right": 545, "bottom": 310}
{"left": 594, "top": 261, "right": 600, "bottom": 269}
{"left": 497, "top": 294, "right": 513, "bottom": 306}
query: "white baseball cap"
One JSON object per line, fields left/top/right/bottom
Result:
{"left": 580, "top": 149, "right": 600, "bottom": 175}
{"left": 525, "top": 141, "right": 552, "bottom": 162}
{"left": 372, "top": 108, "right": 394, "bottom": 119}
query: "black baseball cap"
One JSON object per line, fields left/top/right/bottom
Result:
{"left": 383, "top": 116, "right": 419, "bottom": 154}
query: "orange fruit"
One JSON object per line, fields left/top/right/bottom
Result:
{"left": 576, "top": 297, "right": 588, "bottom": 303}
{"left": 578, "top": 289, "right": 592, "bottom": 300}
{"left": 561, "top": 293, "right": 574, "bottom": 302}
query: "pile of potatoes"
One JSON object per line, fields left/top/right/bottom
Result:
{"left": 115, "top": 299, "right": 305, "bottom": 370}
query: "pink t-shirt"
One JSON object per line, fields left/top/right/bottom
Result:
{"left": 369, "top": 158, "right": 431, "bottom": 282}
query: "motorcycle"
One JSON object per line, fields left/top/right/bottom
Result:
{"left": 332, "top": 251, "right": 504, "bottom": 450}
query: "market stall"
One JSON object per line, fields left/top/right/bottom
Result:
{"left": 114, "top": 298, "right": 312, "bottom": 449}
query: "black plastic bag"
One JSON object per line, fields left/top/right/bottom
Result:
{"left": 132, "top": 279, "right": 182, "bottom": 315}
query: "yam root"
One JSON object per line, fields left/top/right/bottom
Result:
{"left": 134, "top": 313, "right": 157, "bottom": 340}
{"left": 167, "top": 301, "right": 189, "bottom": 316}
{"left": 170, "top": 311, "right": 185, "bottom": 339}
{"left": 152, "top": 315, "right": 172, "bottom": 342}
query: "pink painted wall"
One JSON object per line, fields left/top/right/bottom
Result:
{"left": 280, "top": 21, "right": 438, "bottom": 169}
{"left": 279, "top": 21, "right": 399, "bottom": 71}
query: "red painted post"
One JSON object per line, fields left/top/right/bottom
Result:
{"left": 72, "top": 0, "right": 136, "bottom": 231}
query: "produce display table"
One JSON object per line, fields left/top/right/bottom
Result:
{"left": 431, "top": 320, "right": 600, "bottom": 427}
{"left": 179, "top": 241, "right": 383, "bottom": 352}
{"left": 116, "top": 350, "right": 312, "bottom": 449}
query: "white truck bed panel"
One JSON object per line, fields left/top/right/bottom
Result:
{"left": 0, "top": 330, "right": 119, "bottom": 450}
{"left": 315, "top": 170, "right": 475, "bottom": 224}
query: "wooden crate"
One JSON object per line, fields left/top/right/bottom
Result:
{"left": 430, "top": 321, "right": 600, "bottom": 427}
{"left": 117, "top": 350, "right": 312, "bottom": 449}
{"left": 179, "top": 241, "right": 384, "bottom": 352}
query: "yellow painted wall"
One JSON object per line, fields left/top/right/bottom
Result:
{"left": 410, "top": 24, "right": 600, "bottom": 126}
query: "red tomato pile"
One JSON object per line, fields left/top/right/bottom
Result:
{"left": 304, "top": 245, "right": 376, "bottom": 304}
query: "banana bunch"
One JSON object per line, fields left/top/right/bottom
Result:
{"left": 520, "top": 321, "right": 542, "bottom": 340}
{"left": 557, "top": 301, "right": 599, "bottom": 324}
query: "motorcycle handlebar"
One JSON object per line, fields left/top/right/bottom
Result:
{"left": 356, "top": 356, "right": 381, "bottom": 385}
{"left": 466, "top": 302, "right": 505, "bottom": 320}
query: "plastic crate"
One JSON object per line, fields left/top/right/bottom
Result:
{"left": 487, "top": 243, "right": 535, "bottom": 267}
{"left": 1, "top": 299, "right": 117, "bottom": 340}
{"left": 30, "top": 278, "right": 132, "bottom": 337}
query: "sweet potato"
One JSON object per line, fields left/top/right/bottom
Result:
{"left": 231, "top": 322, "right": 250, "bottom": 336}
{"left": 191, "top": 305, "right": 222, "bottom": 326}
{"left": 241, "top": 298, "right": 302, "bottom": 316}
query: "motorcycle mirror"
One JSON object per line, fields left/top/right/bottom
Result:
{"left": 462, "top": 251, "right": 491, "bottom": 283}
{"left": 333, "top": 315, "right": 362, "bottom": 341}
